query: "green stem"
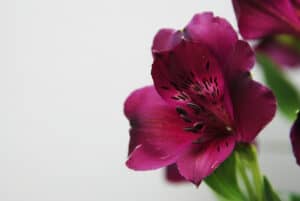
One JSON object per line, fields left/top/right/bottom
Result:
{"left": 249, "top": 145, "right": 264, "bottom": 201}
{"left": 236, "top": 155, "right": 255, "bottom": 201}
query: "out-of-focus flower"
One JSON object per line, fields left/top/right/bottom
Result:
{"left": 232, "top": 0, "right": 300, "bottom": 68}
{"left": 256, "top": 36, "right": 300, "bottom": 68}
{"left": 232, "top": 0, "right": 300, "bottom": 40}
{"left": 291, "top": 111, "right": 300, "bottom": 165}
{"left": 124, "top": 12, "right": 276, "bottom": 186}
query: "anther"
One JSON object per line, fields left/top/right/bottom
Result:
{"left": 184, "top": 127, "right": 197, "bottom": 133}
{"left": 180, "top": 114, "right": 192, "bottom": 123}
{"left": 187, "top": 102, "right": 203, "bottom": 113}
{"left": 176, "top": 107, "right": 187, "bottom": 115}
{"left": 193, "top": 122, "right": 204, "bottom": 130}
{"left": 226, "top": 126, "right": 232, "bottom": 132}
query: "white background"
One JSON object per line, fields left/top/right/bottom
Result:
{"left": 0, "top": 0, "right": 299, "bottom": 200}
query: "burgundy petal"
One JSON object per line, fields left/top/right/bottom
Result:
{"left": 152, "top": 40, "right": 234, "bottom": 125}
{"left": 291, "top": 112, "right": 300, "bottom": 165}
{"left": 176, "top": 135, "right": 235, "bottom": 186}
{"left": 124, "top": 86, "right": 199, "bottom": 170}
{"left": 152, "top": 29, "right": 183, "bottom": 53}
{"left": 232, "top": 0, "right": 300, "bottom": 39}
{"left": 226, "top": 40, "right": 255, "bottom": 80}
{"left": 293, "top": 0, "right": 300, "bottom": 7}
{"left": 165, "top": 164, "right": 186, "bottom": 183}
{"left": 184, "top": 12, "right": 238, "bottom": 64}
{"left": 230, "top": 74, "right": 277, "bottom": 142}
{"left": 256, "top": 38, "right": 300, "bottom": 68}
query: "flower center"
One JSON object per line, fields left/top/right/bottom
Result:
{"left": 176, "top": 102, "right": 233, "bottom": 141}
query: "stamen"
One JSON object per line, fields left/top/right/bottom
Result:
{"left": 226, "top": 126, "right": 232, "bottom": 132}
{"left": 180, "top": 114, "right": 192, "bottom": 123}
{"left": 183, "top": 121, "right": 204, "bottom": 133}
{"left": 184, "top": 127, "right": 197, "bottom": 133}
{"left": 193, "top": 122, "right": 204, "bottom": 130}
{"left": 187, "top": 102, "right": 203, "bottom": 113}
{"left": 176, "top": 107, "right": 187, "bottom": 115}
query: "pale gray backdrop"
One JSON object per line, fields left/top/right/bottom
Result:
{"left": 0, "top": 0, "right": 299, "bottom": 201}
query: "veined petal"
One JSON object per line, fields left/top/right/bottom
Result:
{"left": 184, "top": 13, "right": 255, "bottom": 82}
{"left": 176, "top": 135, "right": 235, "bottom": 186}
{"left": 184, "top": 12, "right": 238, "bottom": 64}
{"left": 152, "top": 29, "right": 182, "bottom": 53}
{"left": 230, "top": 74, "right": 277, "bottom": 142}
{"left": 232, "top": 0, "right": 300, "bottom": 39}
{"left": 152, "top": 40, "right": 234, "bottom": 125}
{"left": 124, "top": 86, "right": 199, "bottom": 170}
{"left": 226, "top": 40, "right": 255, "bottom": 80}
{"left": 290, "top": 112, "right": 300, "bottom": 165}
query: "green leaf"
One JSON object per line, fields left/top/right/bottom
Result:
{"left": 263, "top": 176, "right": 282, "bottom": 201}
{"left": 256, "top": 53, "right": 300, "bottom": 120}
{"left": 204, "top": 154, "right": 246, "bottom": 201}
{"left": 236, "top": 144, "right": 264, "bottom": 201}
{"left": 290, "top": 193, "right": 300, "bottom": 201}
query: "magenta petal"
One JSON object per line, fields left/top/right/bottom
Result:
{"left": 291, "top": 112, "right": 300, "bottom": 165}
{"left": 232, "top": 0, "right": 300, "bottom": 39}
{"left": 184, "top": 12, "right": 238, "bottom": 64}
{"left": 152, "top": 29, "right": 182, "bottom": 53}
{"left": 256, "top": 38, "right": 300, "bottom": 68}
{"left": 165, "top": 164, "right": 186, "bottom": 183}
{"left": 226, "top": 40, "right": 255, "bottom": 79}
{"left": 230, "top": 74, "right": 277, "bottom": 142}
{"left": 176, "top": 135, "right": 235, "bottom": 186}
{"left": 124, "top": 86, "right": 198, "bottom": 170}
{"left": 126, "top": 145, "right": 179, "bottom": 170}
{"left": 152, "top": 40, "right": 235, "bottom": 124}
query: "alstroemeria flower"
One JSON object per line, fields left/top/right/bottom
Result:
{"left": 232, "top": 0, "right": 300, "bottom": 68}
{"left": 232, "top": 0, "right": 300, "bottom": 39}
{"left": 124, "top": 12, "right": 276, "bottom": 185}
{"left": 256, "top": 36, "right": 300, "bottom": 68}
{"left": 291, "top": 112, "right": 300, "bottom": 165}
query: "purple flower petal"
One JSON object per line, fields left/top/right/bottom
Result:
{"left": 152, "top": 40, "right": 234, "bottom": 125}
{"left": 165, "top": 164, "right": 186, "bottom": 183}
{"left": 184, "top": 12, "right": 238, "bottom": 64}
{"left": 124, "top": 86, "right": 198, "bottom": 170}
{"left": 152, "top": 29, "right": 182, "bottom": 53}
{"left": 226, "top": 40, "right": 255, "bottom": 80}
{"left": 176, "top": 135, "right": 235, "bottom": 186}
{"left": 256, "top": 38, "right": 300, "bottom": 68}
{"left": 232, "top": 0, "right": 300, "bottom": 39}
{"left": 230, "top": 74, "right": 277, "bottom": 142}
{"left": 291, "top": 112, "right": 300, "bottom": 165}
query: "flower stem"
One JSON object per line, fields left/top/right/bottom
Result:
{"left": 249, "top": 145, "right": 264, "bottom": 201}
{"left": 236, "top": 152, "right": 255, "bottom": 201}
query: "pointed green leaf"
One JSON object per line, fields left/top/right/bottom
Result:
{"left": 263, "top": 176, "right": 282, "bottom": 201}
{"left": 256, "top": 53, "right": 300, "bottom": 120}
{"left": 204, "top": 154, "right": 246, "bottom": 201}
{"left": 290, "top": 193, "right": 300, "bottom": 201}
